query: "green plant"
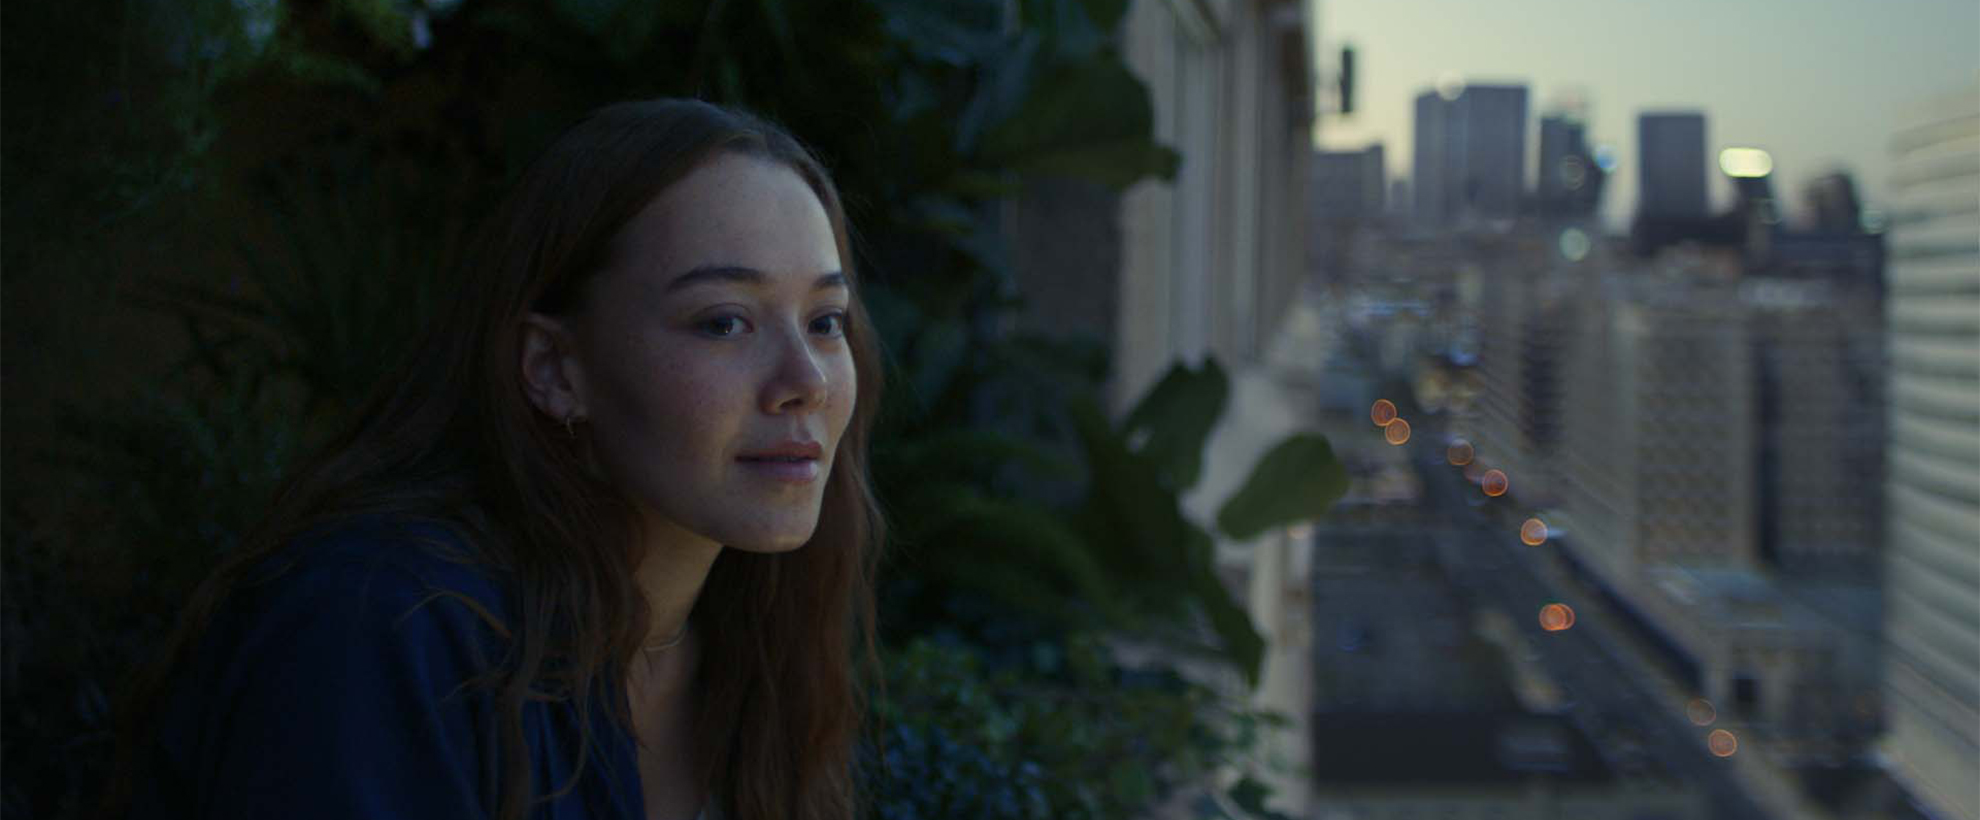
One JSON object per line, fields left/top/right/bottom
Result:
{"left": 864, "top": 635, "right": 1294, "bottom": 820}
{"left": 883, "top": 353, "right": 1350, "bottom": 685}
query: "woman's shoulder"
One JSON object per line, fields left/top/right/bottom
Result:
{"left": 205, "top": 512, "right": 520, "bottom": 673}
{"left": 151, "top": 514, "right": 521, "bottom": 817}
{"left": 242, "top": 512, "right": 510, "bottom": 618}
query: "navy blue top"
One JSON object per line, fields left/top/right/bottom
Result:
{"left": 134, "top": 515, "right": 659, "bottom": 819}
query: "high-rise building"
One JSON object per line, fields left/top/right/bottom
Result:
{"left": 1747, "top": 277, "right": 1885, "bottom": 574}
{"left": 1878, "top": 82, "right": 1979, "bottom": 820}
{"left": 1555, "top": 249, "right": 1756, "bottom": 587}
{"left": 1308, "top": 145, "right": 1387, "bottom": 282}
{"left": 1804, "top": 172, "right": 1864, "bottom": 235}
{"left": 1309, "top": 144, "right": 1386, "bottom": 220}
{"left": 1462, "top": 230, "right": 1588, "bottom": 510}
{"left": 1412, "top": 90, "right": 1452, "bottom": 227}
{"left": 1536, "top": 113, "right": 1607, "bottom": 218}
{"left": 1637, "top": 112, "right": 1709, "bottom": 220}
{"left": 1412, "top": 83, "right": 1529, "bottom": 227}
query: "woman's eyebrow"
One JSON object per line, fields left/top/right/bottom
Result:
{"left": 663, "top": 265, "right": 847, "bottom": 293}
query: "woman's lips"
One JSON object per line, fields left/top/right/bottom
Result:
{"left": 736, "top": 456, "right": 821, "bottom": 483}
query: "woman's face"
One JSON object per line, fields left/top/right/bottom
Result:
{"left": 523, "top": 152, "right": 855, "bottom": 553}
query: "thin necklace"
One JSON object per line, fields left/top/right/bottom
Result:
{"left": 642, "top": 620, "right": 690, "bottom": 653}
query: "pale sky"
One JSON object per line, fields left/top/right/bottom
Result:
{"left": 1309, "top": 0, "right": 1980, "bottom": 230}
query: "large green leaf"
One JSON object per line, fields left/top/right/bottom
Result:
{"left": 1182, "top": 522, "right": 1264, "bottom": 686}
{"left": 1065, "top": 395, "right": 1188, "bottom": 586}
{"left": 1018, "top": 0, "right": 1104, "bottom": 60}
{"left": 1066, "top": 395, "right": 1261, "bottom": 681}
{"left": 1122, "top": 358, "right": 1229, "bottom": 491}
{"left": 876, "top": 0, "right": 1004, "bottom": 66}
{"left": 977, "top": 54, "right": 1180, "bottom": 189}
{"left": 897, "top": 483, "right": 1125, "bottom": 626}
{"left": 1075, "top": 0, "right": 1131, "bottom": 31}
{"left": 1013, "top": 139, "right": 1182, "bottom": 189}
{"left": 956, "top": 32, "right": 1046, "bottom": 155}
{"left": 1215, "top": 434, "right": 1350, "bottom": 541}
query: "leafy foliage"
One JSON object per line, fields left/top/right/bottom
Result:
{"left": 1217, "top": 434, "right": 1352, "bottom": 542}
{"left": 863, "top": 636, "right": 1291, "bottom": 820}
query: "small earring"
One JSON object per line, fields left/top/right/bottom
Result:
{"left": 562, "top": 414, "right": 578, "bottom": 439}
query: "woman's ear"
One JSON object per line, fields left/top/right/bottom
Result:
{"left": 520, "top": 313, "right": 587, "bottom": 423}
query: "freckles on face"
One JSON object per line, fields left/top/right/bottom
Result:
{"left": 574, "top": 152, "right": 856, "bottom": 553}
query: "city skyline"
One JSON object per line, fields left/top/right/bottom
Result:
{"left": 1309, "top": 0, "right": 1979, "bottom": 230}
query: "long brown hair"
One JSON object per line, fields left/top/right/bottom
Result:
{"left": 103, "top": 98, "right": 886, "bottom": 820}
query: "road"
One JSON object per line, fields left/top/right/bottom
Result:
{"left": 1407, "top": 442, "right": 1782, "bottom": 820}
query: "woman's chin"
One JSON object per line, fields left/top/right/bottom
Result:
{"left": 722, "top": 529, "right": 816, "bottom": 554}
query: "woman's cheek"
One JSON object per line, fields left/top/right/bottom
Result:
{"left": 831, "top": 356, "right": 857, "bottom": 424}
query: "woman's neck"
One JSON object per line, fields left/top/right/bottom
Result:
{"left": 625, "top": 520, "right": 719, "bottom": 720}
{"left": 632, "top": 517, "right": 723, "bottom": 648}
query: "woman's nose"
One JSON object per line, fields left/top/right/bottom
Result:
{"left": 762, "top": 329, "right": 830, "bottom": 414}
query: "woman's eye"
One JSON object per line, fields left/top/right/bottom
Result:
{"left": 810, "top": 311, "right": 847, "bottom": 338}
{"left": 701, "top": 315, "right": 750, "bottom": 337}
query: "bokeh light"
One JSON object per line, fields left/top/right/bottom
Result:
{"left": 1462, "top": 462, "right": 1484, "bottom": 483}
{"left": 1447, "top": 440, "right": 1475, "bottom": 466}
{"left": 1385, "top": 418, "right": 1412, "bottom": 445}
{"left": 1687, "top": 698, "right": 1718, "bottom": 726}
{"left": 1520, "top": 518, "right": 1548, "bottom": 546}
{"left": 1561, "top": 155, "right": 1587, "bottom": 189}
{"left": 1436, "top": 72, "right": 1465, "bottom": 101}
{"left": 1371, "top": 399, "right": 1398, "bottom": 427}
{"left": 1718, "top": 147, "right": 1774, "bottom": 178}
{"left": 1708, "top": 729, "right": 1738, "bottom": 757}
{"left": 1539, "top": 603, "right": 1576, "bottom": 632}
{"left": 1482, "top": 469, "right": 1509, "bottom": 497}
{"left": 1558, "top": 227, "right": 1591, "bottom": 262}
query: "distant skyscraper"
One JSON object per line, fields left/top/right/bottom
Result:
{"left": 1413, "top": 91, "right": 1451, "bottom": 226}
{"left": 1637, "top": 112, "right": 1709, "bottom": 220}
{"left": 1536, "top": 113, "right": 1606, "bottom": 217}
{"left": 1879, "top": 83, "right": 1979, "bottom": 820}
{"left": 1309, "top": 144, "right": 1387, "bottom": 220}
{"left": 1412, "top": 84, "right": 1529, "bottom": 227}
{"left": 1308, "top": 145, "right": 1388, "bottom": 281}
{"left": 1803, "top": 172, "right": 1863, "bottom": 234}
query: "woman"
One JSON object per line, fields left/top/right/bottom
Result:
{"left": 104, "top": 98, "right": 886, "bottom": 820}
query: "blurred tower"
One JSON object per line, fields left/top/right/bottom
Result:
{"left": 1637, "top": 112, "right": 1709, "bottom": 220}
{"left": 1412, "top": 90, "right": 1452, "bottom": 227}
{"left": 1462, "top": 231, "right": 1584, "bottom": 510}
{"left": 1308, "top": 144, "right": 1386, "bottom": 283}
{"left": 1878, "top": 82, "right": 1980, "bottom": 820}
{"left": 1309, "top": 144, "right": 1387, "bottom": 219}
{"left": 1412, "top": 83, "right": 1529, "bottom": 227}
{"left": 1804, "top": 172, "right": 1863, "bottom": 234}
{"left": 1556, "top": 250, "right": 1756, "bottom": 587}
{"left": 1536, "top": 112, "right": 1607, "bottom": 218}
{"left": 1745, "top": 278, "right": 1885, "bottom": 574}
